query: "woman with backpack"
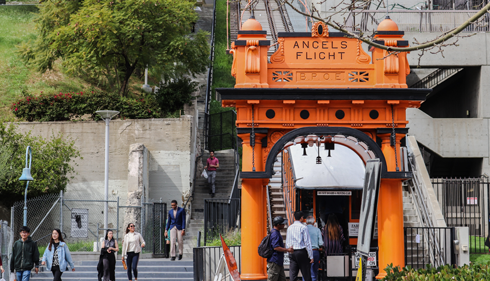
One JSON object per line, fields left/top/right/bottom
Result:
{"left": 41, "top": 229, "right": 76, "bottom": 281}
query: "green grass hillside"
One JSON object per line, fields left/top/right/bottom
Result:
{"left": 0, "top": 6, "right": 95, "bottom": 118}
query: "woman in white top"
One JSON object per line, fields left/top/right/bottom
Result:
{"left": 122, "top": 223, "right": 145, "bottom": 281}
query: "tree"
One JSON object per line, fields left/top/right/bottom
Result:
{"left": 19, "top": 0, "right": 210, "bottom": 96}
{"left": 0, "top": 123, "right": 81, "bottom": 206}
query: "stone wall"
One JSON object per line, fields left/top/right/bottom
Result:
{"left": 13, "top": 117, "right": 195, "bottom": 206}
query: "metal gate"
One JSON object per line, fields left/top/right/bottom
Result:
{"left": 152, "top": 202, "right": 167, "bottom": 256}
{"left": 206, "top": 110, "right": 237, "bottom": 151}
{"left": 431, "top": 178, "right": 490, "bottom": 254}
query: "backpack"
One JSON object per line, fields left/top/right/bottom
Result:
{"left": 258, "top": 231, "right": 274, "bottom": 259}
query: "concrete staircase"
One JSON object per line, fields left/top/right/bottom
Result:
{"left": 183, "top": 150, "right": 237, "bottom": 257}
{"left": 403, "top": 190, "right": 421, "bottom": 228}
{"left": 31, "top": 259, "right": 193, "bottom": 280}
{"left": 268, "top": 154, "right": 288, "bottom": 239}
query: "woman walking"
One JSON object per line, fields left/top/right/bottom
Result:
{"left": 122, "top": 223, "right": 145, "bottom": 281}
{"left": 41, "top": 229, "right": 75, "bottom": 281}
{"left": 102, "top": 230, "right": 119, "bottom": 281}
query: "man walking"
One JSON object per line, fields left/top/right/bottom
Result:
{"left": 267, "top": 216, "right": 293, "bottom": 281}
{"left": 204, "top": 151, "right": 219, "bottom": 197}
{"left": 286, "top": 211, "right": 313, "bottom": 281}
{"left": 165, "top": 200, "right": 186, "bottom": 261}
{"left": 10, "top": 226, "right": 39, "bottom": 281}
{"left": 304, "top": 216, "right": 324, "bottom": 281}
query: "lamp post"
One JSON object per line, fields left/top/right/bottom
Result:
{"left": 19, "top": 146, "right": 34, "bottom": 227}
{"left": 96, "top": 110, "right": 120, "bottom": 230}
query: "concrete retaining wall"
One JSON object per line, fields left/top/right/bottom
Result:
{"left": 14, "top": 117, "right": 195, "bottom": 205}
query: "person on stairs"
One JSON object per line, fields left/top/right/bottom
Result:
{"left": 41, "top": 229, "right": 76, "bottom": 281}
{"left": 204, "top": 150, "right": 219, "bottom": 197}
{"left": 122, "top": 223, "right": 145, "bottom": 281}
{"left": 165, "top": 200, "right": 186, "bottom": 260}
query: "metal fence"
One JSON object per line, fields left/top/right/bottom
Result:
{"left": 206, "top": 110, "right": 237, "bottom": 152}
{"left": 349, "top": 10, "right": 490, "bottom": 33}
{"left": 11, "top": 191, "right": 167, "bottom": 256}
{"left": 0, "top": 220, "right": 13, "bottom": 279}
{"left": 405, "top": 227, "right": 456, "bottom": 269}
{"left": 431, "top": 178, "right": 489, "bottom": 254}
{"left": 433, "top": 0, "right": 488, "bottom": 10}
{"left": 193, "top": 246, "right": 241, "bottom": 281}
{"left": 203, "top": 199, "right": 240, "bottom": 245}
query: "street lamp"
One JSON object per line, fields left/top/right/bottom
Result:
{"left": 19, "top": 146, "right": 33, "bottom": 227}
{"left": 96, "top": 110, "right": 120, "bottom": 230}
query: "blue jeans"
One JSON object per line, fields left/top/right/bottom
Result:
{"left": 16, "top": 270, "right": 31, "bottom": 281}
{"left": 302, "top": 250, "right": 320, "bottom": 281}
{"left": 126, "top": 252, "right": 140, "bottom": 280}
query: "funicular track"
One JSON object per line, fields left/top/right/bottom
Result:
{"left": 239, "top": 0, "right": 293, "bottom": 54}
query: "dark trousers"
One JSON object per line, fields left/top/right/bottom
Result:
{"left": 289, "top": 249, "right": 312, "bottom": 281}
{"left": 126, "top": 252, "right": 140, "bottom": 280}
{"left": 51, "top": 265, "right": 63, "bottom": 281}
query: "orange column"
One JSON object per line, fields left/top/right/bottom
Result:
{"left": 376, "top": 133, "right": 405, "bottom": 279}
{"left": 239, "top": 133, "right": 268, "bottom": 280}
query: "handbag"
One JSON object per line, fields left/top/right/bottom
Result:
{"left": 122, "top": 259, "right": 128, "bottom": 270}
{"left": 9, "top": 272, "right": 15, "bottom": 281}
{"left": 201, "top": 169, "right": 208, "bottom": 179}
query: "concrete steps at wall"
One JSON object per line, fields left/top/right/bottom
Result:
{"left": 185, "top": 150, "right": 237, "bottom": 256}
{"left": 31, "top": 259, "right": 193, "bottom": 280}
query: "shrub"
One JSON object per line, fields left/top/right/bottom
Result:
{"left": 154, "top": 77, "right": 199, "bottom": 115}
{"left": 11, "top": 91, "right": 162, "bottom": 121}
{"left": 382, "top": 263, "right": 490, "bottom": 280}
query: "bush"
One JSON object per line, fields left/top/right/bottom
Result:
{"left": 382, "top": 263, "right": 490, "bottom": 280}
{"left": 11, "top": 91, "right": 163, "bottom": 122}
{"left": 154, "top": 77, "right": 199, "bottom": 115}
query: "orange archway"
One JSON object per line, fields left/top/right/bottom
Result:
{"left": 219, "top": 17, "right": 430, "bottom": 280}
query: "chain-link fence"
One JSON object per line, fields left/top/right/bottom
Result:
{"left": 11, "top": 192, "right": 167, "bottom": 255}
{"left": 0, "top": 220, "right": 13, "bottom": 279}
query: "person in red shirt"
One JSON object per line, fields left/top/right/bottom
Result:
{"left": 204, "top": 151, "right": 219, "bottom": 197}
{"left": 0, "top": 255, "right": 4, "bottom": 274}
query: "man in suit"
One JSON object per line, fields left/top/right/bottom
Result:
{"left": 165, "top": 200, "right": 186, "bottom": 260}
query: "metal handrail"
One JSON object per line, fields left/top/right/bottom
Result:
{"left": 203, "top": 0, "right": 217, "bottom": 151}
{"left": 282, "top": 150, "right": 295, "bottom": 225}
{"left": 349, "top": 9, "right": 489, "bottom": 32}
{"left": 266, "top": 185, "right": 273, "bottom": 231}
{"left": 407, "top": 152, "right": 446, "bottom": 266}
{"left": 264, "top": 0, "right": 278, "bottom": 49}
{"left": 275, "top": 0, "right": 293, "bottom": 32}
{"left": 410, "top": 68, "right": 463, "bottom": 89}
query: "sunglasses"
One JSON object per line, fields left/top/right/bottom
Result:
{"left": 129, "top": 225, "right": 135, "bottom": 228}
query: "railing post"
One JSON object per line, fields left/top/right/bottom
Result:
{"left": 220, "top": 112, "right": 223, "bottom": 150}
{"left": 204, "top": 200, "right": 207, "bottom": 246}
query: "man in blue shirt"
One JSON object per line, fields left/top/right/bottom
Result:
{"left": 304, "top": 216, "right": 324, "bottom": 281}
{"left": 164, "top": 200, "right": 186, "bottom": 261}
{"left": 267, "top": 216, "right": 293, "bottom": 281}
